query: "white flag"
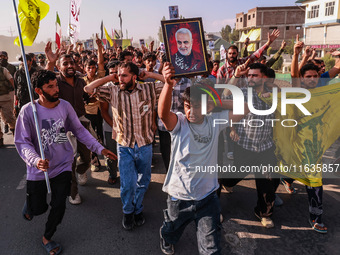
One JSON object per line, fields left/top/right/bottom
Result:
{"left": 68, "top": 0, "right": 82, "bottom": 44}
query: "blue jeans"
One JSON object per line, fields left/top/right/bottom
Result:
{"left": 118, "top": 143, "right": 152, "bottom": 214}
{"left": 161, "top": 192, "right": 221, "bottom": 255}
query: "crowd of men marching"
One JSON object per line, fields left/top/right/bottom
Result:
{"left": 0, "top": 28, "right": 340, "bottom": 255}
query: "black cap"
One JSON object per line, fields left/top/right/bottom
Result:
{"left": 0, "top": 51, "right": 8, "bottom": 57}
{"left": 18, "top": 54, "right": 32, "bottom": 62}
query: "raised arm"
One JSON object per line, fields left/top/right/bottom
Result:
{"left": 96, "top": 34, "right": 105, "bottom": 72}
{"left": 139, "top": 70, "right": 165, "bottom": 83}
{"left": 298, "top": 46, "right": 312, "bottom": 71}
{"left": 158, "top": 62, "right": 178, "bottom": 131}
{"left": 266, "top": 40, "right": 286, "bottom": 67}
{"left": 84, "top": 74, "right": 118, "bottom": 94}
{"left": 45, "top": 41, "right": 60, "bottom": 71}
{"left": 244, "top": 29, "right": 280, "bottom": 63}
{"left": 291, "top": 35, "right": 303, "bottom": 87}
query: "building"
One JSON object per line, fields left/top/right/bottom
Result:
{"left": 296, "top": 0, "right": 340, "bottom": 57}
{"left": 235, "top": 6, "right": 305, "bottom": 52}
{"left": 205, "top": 32, "right": 231, "bottom": 60}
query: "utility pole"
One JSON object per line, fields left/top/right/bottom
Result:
{"left": 8, "top": 26, "right": 15, "bottom": 37}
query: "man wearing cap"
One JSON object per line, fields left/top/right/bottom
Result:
{"left": 13, "top": 54, "right": 38, "bottom": 114}
{"left": 0, "top": 51, "right": 16, "bottom": 77}
{"left": 0, "top": 51, "right": 17, "bottom": 133}
{"left": 0, "top": 62, "right": 16, "bottom": 147}
{"left": 37, "top": 54, "right": 46, "bottom": 69}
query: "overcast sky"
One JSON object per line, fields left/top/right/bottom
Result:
{"left": 0, "top": 0, "right": 298, "bottom": 43}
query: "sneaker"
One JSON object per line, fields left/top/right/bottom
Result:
{"left": 227, "top": 152, "right": 234, "bottom": 160}
{"left": 280, "top": 178, "right": 296, "bottom": 194}
{"left": 274, "top": 194, "right": 283, "bottom": 206}
{"left": 134, "top": 212, "right": 145, "bottom": 227}
{"left": 91, "top": 164, "right": 100, "bottom": 172}
{"left": 160, "top": 227, "right": 174, "bottom": 255}
{"left": 69, "top": 193, "right": 81, "bottom": 205}
{"left": 221, "top": 184, "right": 233, "bottom": 193}
{"left": 77, "top": 172, "right": 88, "bottom": 186}
{"left": 122, "top": 213, "right": 134, "bottom": 230}
{"left": 255, "top": 211, "right": 274, "bottom": 228}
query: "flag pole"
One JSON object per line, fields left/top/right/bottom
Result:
{"left": 12, "top": 0, "right": 51, "bottom": 194}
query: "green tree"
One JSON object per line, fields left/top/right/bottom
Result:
{"left": 229, "top": 28, "right": 239, "bottom": 43}
{"left": 220, "top": 25, "right": 232, "bottom": 41}
{"left": 158, "top": 16, "right": 166, "bottom": 42}
{"left": 322, "top": 53, "right": 335, "bottom": 71}
{"left": 284, "top": 38, "right": 295, "bottom": 56}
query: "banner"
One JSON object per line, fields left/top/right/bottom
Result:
{"left": 239, "top": 28, "right": 261, "bottom": 51}
{"left": 113, "top": 39, "right": 131, "bottom": 49}
{"left": 14, "top": 0, "right": 50, "bottom": 46}
{"left": 68, "top": 0, "right": 82, "bottom": 44}
{"left": 56, "top": 12, "right": 61, "bottom": 49}
{"left": 262, "top": 82, "right": 340, "bottom": 186}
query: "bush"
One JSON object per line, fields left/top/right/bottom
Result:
{"left": 322, "top": 53, "right": 335, "bottom": 72}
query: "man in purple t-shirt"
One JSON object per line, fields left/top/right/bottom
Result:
{"left": 15, "top": 70, "right": 116, "bottom": 255}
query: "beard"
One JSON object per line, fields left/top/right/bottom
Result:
{"left": 228, "top": 57, "right": 237, "bottom": 63}
{"left": 42, "top": 90, "right": 59, "bottom": 102}
{"left": 61, "top": 68, "right": 75, "bottom": 78}
{"left": 120, "top": 79, "right": 134, "bottom": 91}
{"left": 0, "top": 59, "right": 8, "bottom": 67}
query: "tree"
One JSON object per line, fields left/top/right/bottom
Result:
{"left": 158, "top": 16, "right": 166, "bottom": 43}
{"left": 284, "top": 38, "right": 295, "bottom": 56}
{"left": 229, "top": 28, "right": 239, "bottom": 43}
{"left": 220, "top": 25, "right": 232, "bottom": 41}
{"left": 322, "top": 53, "right": 335, "bottom": 72}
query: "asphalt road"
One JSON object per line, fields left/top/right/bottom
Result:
{"left": 1, "top": 131, "right": 340, "bottom": 255}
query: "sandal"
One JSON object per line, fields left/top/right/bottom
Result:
{"left": 309, "top": 219, "right": 327, "bottom": 234}
{"left": 281, "top": 178, "right": 296, "bottom": 194}
{"left": 41, "top": 240, "right": 62, "bottom": 255}
{"left": 22, "top": 201, "right": 33, "bottom": 221}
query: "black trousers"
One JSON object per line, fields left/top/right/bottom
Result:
{"left": 220, "top": 144, "right": 280, "bottom": 217}
{"left": 158, "top": 129, "right": 171, "bottom": 172}
{"left": 26, "top": 171, "right": 72, "bottom": 240}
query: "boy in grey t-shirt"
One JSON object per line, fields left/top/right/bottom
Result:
{"left": 158, "top": 63, "right": 247, "bottom": 255}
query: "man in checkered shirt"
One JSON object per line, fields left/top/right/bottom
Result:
{"left": 222, "top": 63, "right": 280, "bottom": 229}
{"left": 217, "top": 29, "right": 280, "bottom": 85}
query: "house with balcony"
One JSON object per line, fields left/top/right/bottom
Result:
{"left": 296, "top": 0, "right": 340, "bottom": 56}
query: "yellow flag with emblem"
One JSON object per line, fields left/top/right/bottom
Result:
{"left": 104, "top": 26, "right": 113, "bottom": 48}
{"left": 14, "top": 0, "right": 50, "bottom": 46}
{"left": 262, "top": 82, "right": 340, "bottom": 187}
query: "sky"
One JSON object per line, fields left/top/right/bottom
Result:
{"left": 0, "top": 0, "right": 298, "bottom": 43}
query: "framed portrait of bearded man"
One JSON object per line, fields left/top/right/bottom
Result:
{"left": 161, "top": 17, "right": 209, "bottom": 78}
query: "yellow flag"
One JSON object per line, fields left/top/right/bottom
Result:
{"left": 14, "top": 0, "right": 50, "bottom": 46}
{"left": 104, "top": 26, "right": 113, "bottom": 47}
{"left": 262, "top": 82, "right": 340, "bottom": 186}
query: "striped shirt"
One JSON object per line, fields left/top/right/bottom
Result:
{"left": 96, "top": 81, "right": 164, "bottom": 148}
{"left": 217, "top": 43, "right": 268, "bottom": 84}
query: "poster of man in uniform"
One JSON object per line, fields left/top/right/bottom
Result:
{"left": 161, "top": 17, "right": 209, "bottom": 78}
{"left": 169, "top": 6, "right": 179, "bottom": 19}
{"left": 139, "top": 39, "right": 145, "bottom": 47}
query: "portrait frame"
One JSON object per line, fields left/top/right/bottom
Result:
{"left": 161, "top": 17, "right": 209, "bottom": 78}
